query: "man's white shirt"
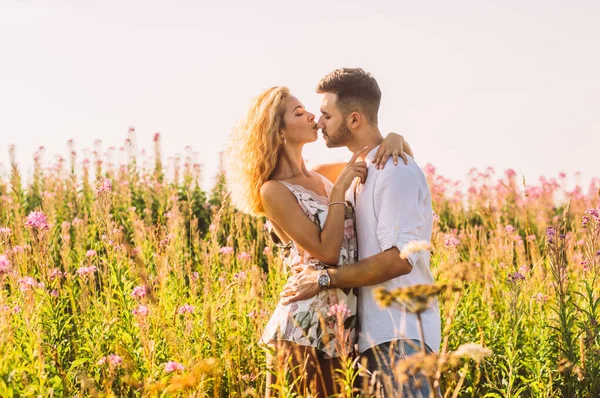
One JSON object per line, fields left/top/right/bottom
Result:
{"left": 347, "top": 145, "right": 441, "bottom": 354}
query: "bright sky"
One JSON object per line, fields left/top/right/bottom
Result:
{"left": 1, "top": 0, "right": 599, "bottom": 190}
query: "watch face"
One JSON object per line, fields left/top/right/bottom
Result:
{"left": 318, "top": 274, "right": 329, "bottom": 287}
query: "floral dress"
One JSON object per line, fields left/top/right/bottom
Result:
{"left": 261, "top": 173, "right": 359, "bottom": 358}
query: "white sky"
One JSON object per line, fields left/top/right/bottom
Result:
{"left": 1, "top": 0, "right": 599, "bottom": 189}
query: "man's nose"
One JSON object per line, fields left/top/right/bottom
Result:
{"left": 317, "top": 116, "right": 324, "bottom": 128}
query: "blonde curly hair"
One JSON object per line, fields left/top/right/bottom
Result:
{"left": 225, "top": 86, "right": 290, "bottom": 216}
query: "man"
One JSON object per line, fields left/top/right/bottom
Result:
{"left": 280, "top": 68, "right": 441, "bottom": 397}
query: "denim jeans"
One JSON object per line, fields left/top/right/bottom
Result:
{"left": 360, "top": 339, "right": 442, "bottom": 397}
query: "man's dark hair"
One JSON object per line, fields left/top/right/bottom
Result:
{"left": 316, "top": 68, "right": 381, "bottom": 125}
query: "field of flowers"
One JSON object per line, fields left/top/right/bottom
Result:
{"left": 0, "top": 131, "right": 599, "bottom": 397}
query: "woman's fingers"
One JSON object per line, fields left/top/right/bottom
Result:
{"left": 280, "top": 285, "right": 295, "bottom": 296}
{"left": 354, "top": 163, "right": 368, "bottom": 183}
{"left": 348, "top": 146, "right": 370, "bottom": 164}
{"left": 377, "top": 150, "right": 390, "bottom": 169}
{"left": 359, "top": 168, "right": 367, "bottom": 183}
{"left": 372, "top": 146, "right": 383, "bottom": 167}
{"left": 395, "top": 149, "right": 407, "bottom": 166}
{"left": 291, "top": 264, "right": 303, "bottom": 273}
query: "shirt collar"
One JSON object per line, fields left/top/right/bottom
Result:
{"left": 364, "top": 145, "right": 381, "bottom": 163}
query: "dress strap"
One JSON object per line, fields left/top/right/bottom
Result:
{"left": 276, "top": 180, "right": 304, "bottom": 202}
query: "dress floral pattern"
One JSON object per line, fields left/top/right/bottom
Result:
{"left": 261, "top": 172, "right": 359, "bottom": 358}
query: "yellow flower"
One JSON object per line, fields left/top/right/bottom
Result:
{"left": 375, "top": 284, "right": 450, "bottom": 314}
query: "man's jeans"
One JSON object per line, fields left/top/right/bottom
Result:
{"left": 360, "top": 339, "right": 442, "bottom": 397}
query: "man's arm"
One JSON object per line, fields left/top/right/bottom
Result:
{"left": 280, "top": 248, "right": 411, "bottom": 304}
{"left": 328, "top": 247, "right": 412, "bottom": 288}
{"left": 280, "top": 164, "right": 427, "bottom": 304}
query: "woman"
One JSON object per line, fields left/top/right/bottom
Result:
{"left": 226, "top": 86, "right": 413, "bottom": 397}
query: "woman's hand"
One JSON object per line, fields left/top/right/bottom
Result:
{"left": 333, "top": 146, "right": 370, "bottom": 192}
{"left": 280, "top": 265, "right": 321, "bottom": 305}
{"left": 372, "top": 133, "right": 414, "bottom": 169}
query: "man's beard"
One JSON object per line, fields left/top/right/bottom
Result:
{"left": 325, "top": 122, "right": 352, "bottom": 148}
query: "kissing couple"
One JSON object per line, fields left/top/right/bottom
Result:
{"left": 226, "top": 68, "right": 441, "bottom": 397}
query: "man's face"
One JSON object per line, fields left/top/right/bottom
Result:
{"left": 317, "top": 93, "right": 352, "bottom": 148}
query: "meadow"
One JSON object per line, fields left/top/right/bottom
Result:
{"left": 0, "top": 131, "right": 599, "bottom": 397}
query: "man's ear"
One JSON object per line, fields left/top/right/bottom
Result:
{"left": 349, "top": 111, "right": 362, "bottom": 129}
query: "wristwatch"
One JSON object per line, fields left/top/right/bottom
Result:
{"left": 317, "top": 269, "right": 331, "bottom": 289}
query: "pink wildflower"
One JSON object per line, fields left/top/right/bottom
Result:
{"left": 424, "top": 164, "right": 436, "bottom": 175}
{"left": 533, "top": 293, "right": 548, "bottom": 303}
{"left": 237, "top": 252, "right": 251, "bottom": 261}
{"left": 18, "top": 276, "right": 44, "bottom": 292}
{"left": 508, "top": 272, "right": 526, "bottom": 283}
{"left": 0, "top": 255, "right": 11, "bottom": 274}
{"left": 131, "top": 285, "right": 147, "bottom": 299}
{"left": 327, "top": 302, "right": 352, "bottom": 318}
{"left": 219, "top": 246, "right": 234, "bottom": 255}
{"left": 519, "top": 264, "right": 530, "bottom": 274}
{"left": 177, "top": 304, "right": 195, "bottom": 315}
{"left": 25, "top": 211, "right": 49, "bottom": 230}
{"left": 76, "top": 266, "right": 97, "bottom": 277}
{"left": 95, "top": 177, "right": 113, "bottom": 195}
{"left": 98, "top": 354, "right": 123, "bottom": 368}
{"left": 582, "top": 216, "right": 590, "bottom": 228}
{"left": 444, "top": 235, "right": 461, "bottom": 248}
{"left": 132, "top": 304, "right": 149, "bottom": 317}
{"left": 233, "top": 271, "right": 246, "bottom": 280}
{"left": 164, "top": 361, "right": 185, "bottom": 373}
{"left": 49, "top": 268, "right": 66, "bottom": 279}
{"left": 86, "top": 249, "right": 97, "bottom": 258}
{"left": 582, "top": 260, "right": 590, "bottom": 272}
{"left": 0, "top": 227, "right": 11, "bottom": 235}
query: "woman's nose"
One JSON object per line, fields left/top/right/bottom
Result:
{"left": 308, "top": 113, "right": 315, "bottom": 122}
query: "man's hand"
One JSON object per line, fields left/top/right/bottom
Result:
{"left": 280, "top": 265, "right": 321, "bottom": 305}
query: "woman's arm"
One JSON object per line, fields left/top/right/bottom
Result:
{"left": 261, "top": 182, "right": 347, "bottom": 265}
{"left": 261, "top": 149, "right": 368, "bottom": 265}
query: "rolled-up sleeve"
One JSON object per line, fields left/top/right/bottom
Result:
{"left": 374, "top": 167, "right": 425, "bottom": 269}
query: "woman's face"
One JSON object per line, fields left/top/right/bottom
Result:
{"left": 281, "top": 95, "right": 318, "bottom": 145}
